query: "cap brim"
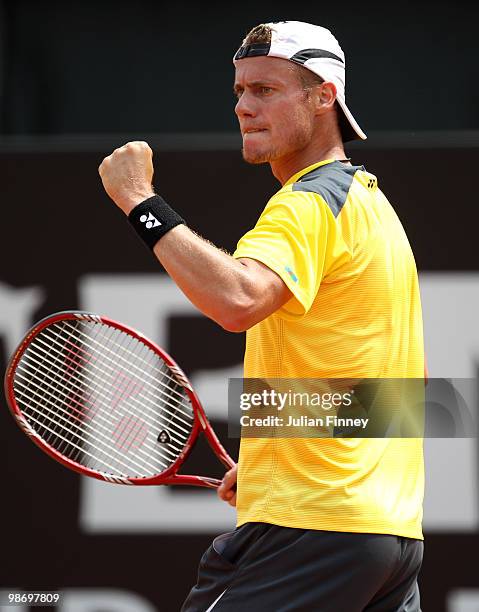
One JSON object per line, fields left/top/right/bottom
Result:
{"left": 336, "top": 95, "right": 367, "bottom": 142}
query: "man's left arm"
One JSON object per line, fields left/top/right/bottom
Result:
{"left": 99, "top": 141, "right": 292, "bottom": 332}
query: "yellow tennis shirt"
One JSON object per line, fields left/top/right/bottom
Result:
{"left": 233, "top": 159, "right": 425, "bottom": 540}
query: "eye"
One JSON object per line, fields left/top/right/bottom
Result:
{"left": 259, "top": 86, "right": 272, "bottom": 95}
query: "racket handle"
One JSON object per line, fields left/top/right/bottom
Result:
{"left": 194, "top": 476, "right": 223, "bottom": 489}
{"left": 162, "top": 474, "right": 222, "bottom": 488}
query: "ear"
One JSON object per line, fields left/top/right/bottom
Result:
{"left": 313, "top": 82, "right": 337, "bottom": 114}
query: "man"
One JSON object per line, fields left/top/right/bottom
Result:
{"left": 99, "top": 21, "right": 424, "bottom": 612}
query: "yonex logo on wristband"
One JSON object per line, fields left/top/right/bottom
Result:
{"left": 129, "top": 194, "right": 185, "bottom": 249}
{"left": 140, "top": 212, "right": 162, "bottom": 229}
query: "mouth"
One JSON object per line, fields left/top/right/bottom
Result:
{"left": 243, "top": 128, "right": 267, "bottom": 135}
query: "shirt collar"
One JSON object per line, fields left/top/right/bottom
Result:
{"left": 284, "top": 159, "right": 337, "bottom": 187}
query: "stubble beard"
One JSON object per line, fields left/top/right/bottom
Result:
{"left": 241, "top": 123, "right": 313, "bottom": 165}
{"left": 241, "top": 146, "right": 278, "bottom": 165}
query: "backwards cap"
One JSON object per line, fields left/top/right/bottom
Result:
{"left": 234, "top": 21, "right": 366, "bottom": 142}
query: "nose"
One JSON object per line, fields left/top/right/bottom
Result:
{"left": 235, "top": 92, "right": 256, "bottom": 119}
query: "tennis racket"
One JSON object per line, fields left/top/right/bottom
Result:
{"left": 4, "top": 311, "right": 235, "bottom": 488}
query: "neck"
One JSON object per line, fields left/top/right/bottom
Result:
{"left": 270, "top": 141, "right": 349, "bottom": 185}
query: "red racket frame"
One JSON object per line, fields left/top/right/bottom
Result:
{"left": 4, "top": 311, "right": 235, "bottom": 488}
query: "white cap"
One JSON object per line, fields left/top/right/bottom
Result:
{"left": 234, "top": 21, "right": 366, "bottom": 142}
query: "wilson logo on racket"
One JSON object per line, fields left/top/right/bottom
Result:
{"left": 139, "top": 212, "right": 161, "bottom": 229}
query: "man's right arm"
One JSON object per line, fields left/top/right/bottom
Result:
{"left": 99, "top": 141, "right": 292, "bottom": 332}
{"left": 153, "top": 225, "right": 292, "bottom": 332}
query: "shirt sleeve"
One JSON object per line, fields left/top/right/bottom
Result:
{"left": 233, "top": 189, "right": 341, "bottom": 320}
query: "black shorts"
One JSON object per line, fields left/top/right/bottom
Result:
{"left": 181, "top": 523, "right": 423, "bottom": 612}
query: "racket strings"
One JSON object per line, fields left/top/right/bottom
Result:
{"left": 13, "top": 319, "right": 195, "bottom": 478}
{"left": 15, "top": 365, "right": 170, "bottom": 477}
{"left": 14, "top": 394, "right": 149, "bottom": 475}
{"left": 52, "top": 320, "right": 192, "bottom": 440}
{"left": 22, "top": 319, "right": 138, "bottom": 467}
{"left": 58, "top": 321, "right": 195, "bottom": 425}
{"left": 17, "top": 355, "right": 188, "bottom": 452}
{"left": 26, "top": 335, "right": 192, "bottom": 438}
{"left": 16, "top": 323, "right": 186, "bottom": 475}
{"left": 20, "top": 333, "right": 178, "bottom": 437}
{"left": 56, "top": 320, "right": 194, "bottom": 430}
{"left": 15, "top": 367, "right": 176, "bottom": 473}
{"left": 56, "top": 321, "right": 196, "bottom": 434}
{"left": 62, "top": 320, "right": 192, "bottom": 415}
{"left": 59, "top": 322, "right": 193, "bottom": 435}
{"left": 16, "top": 353, "right": 187, "bottom": 461}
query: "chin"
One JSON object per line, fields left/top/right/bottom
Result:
{"left": 242, "top": 146, "right": 273, "bottom": 165}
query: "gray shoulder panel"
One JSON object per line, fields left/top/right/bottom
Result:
{"left": 292, "top": 161, "right": 363, "bottom": 218}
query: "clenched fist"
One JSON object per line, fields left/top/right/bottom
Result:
{"left": 98, "top": 141, "right": 155, "bottom": 215}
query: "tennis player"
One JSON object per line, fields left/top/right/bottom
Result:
{"left": 99, "top": 21, "right": 425, "bottom": 612}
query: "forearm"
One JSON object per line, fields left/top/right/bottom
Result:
{"left": 153, "top": 224, "right": 255, "bottom": 331}
{"left": 98, "top": 141, "right": 292, "bottom": 330}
